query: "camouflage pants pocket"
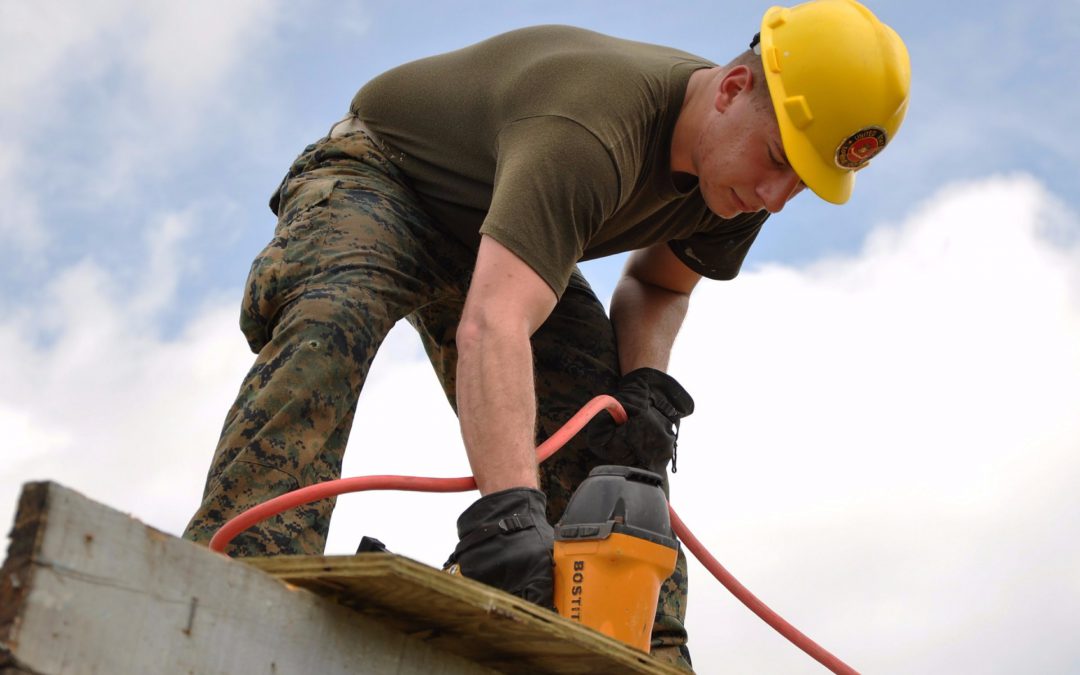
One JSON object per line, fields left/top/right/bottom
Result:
{"left": 240, "top": 176, "right": 340, "bottom": 353}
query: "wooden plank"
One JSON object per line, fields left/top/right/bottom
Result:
{"left": 0, "top": 482, "right": 495, "bottom": 675}
{"left": 247, "top": 554, "right": 686, "bottom": 675}
{"left": 0, "top": 483, "right": 48, "bottom": 674}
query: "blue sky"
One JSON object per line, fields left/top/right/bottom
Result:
{"left": 2, "top": 2, "right": 1079, "bottom": 673}
{"left": 5, "top": 0, "right": 1077, "bottom": 314}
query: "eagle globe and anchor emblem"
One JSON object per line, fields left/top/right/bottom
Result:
{"left": 835, "top": 126, "right": 888, "bottom": 170}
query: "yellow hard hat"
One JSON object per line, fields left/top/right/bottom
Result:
{"left": 757, "top": 0, "right": 911, "bottom": 204}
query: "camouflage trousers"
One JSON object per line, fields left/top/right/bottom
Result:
{"left": 183, "top": 127, "right": 691, "bottom": 668}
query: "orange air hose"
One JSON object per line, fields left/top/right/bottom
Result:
{"left": 210, "top": 394, "right": 859, "bottom": 674}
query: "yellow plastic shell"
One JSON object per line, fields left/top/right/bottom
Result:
{"left": 760, "top": 0, "right": 911, "bottom": 204}
{"left": 553, "top": 532, "right": 678, "bottom": 652}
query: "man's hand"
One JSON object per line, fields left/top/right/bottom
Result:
{"left": 445, "top": 487, "right": 554, "bottom": 608}
{"left": 587, "top": 367, "right": 694, "bottom": 474}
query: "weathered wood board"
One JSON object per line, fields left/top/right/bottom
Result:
{"left": 248, "top": 554, "right": 686, "bottom": 675}
{"left": 0, "top": 482, "right": 494, "bottom": 675}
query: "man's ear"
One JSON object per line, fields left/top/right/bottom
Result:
{"left": 714, "top": 64, "right": 753, "bottom": 113}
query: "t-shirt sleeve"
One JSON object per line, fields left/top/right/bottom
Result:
{"left": 667, "top": 211, "right": 769, "bottom": 280}
{"left": 480, "top": 116, "right": 621, "bottom": 297}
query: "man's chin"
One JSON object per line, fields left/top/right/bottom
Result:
{"left": 705, "top": 199, "right": 739, "bottom": 219}
{"left": 702, "top": 188, "right": 741, "bottom": 219}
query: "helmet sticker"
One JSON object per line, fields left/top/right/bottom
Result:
{"left": 835, "top": 127, "right": 888, "bottom": 169}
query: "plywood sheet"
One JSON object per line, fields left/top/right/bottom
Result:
{"left": 248, "top": 554, "right": 686, "bottom": 675}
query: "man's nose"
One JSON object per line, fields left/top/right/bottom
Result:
{"left": 759, "top": 169, "right": 804, "bottom": 214}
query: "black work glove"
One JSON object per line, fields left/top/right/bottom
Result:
{"left": 444, "top": 487, "right": 554, "bottom": 608}
{"left": 586, "top": 367, "right": 695, "bottom": 475}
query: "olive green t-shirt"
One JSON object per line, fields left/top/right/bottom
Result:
{"left": 354, "top": 25, "right": 768, "bottom": 296}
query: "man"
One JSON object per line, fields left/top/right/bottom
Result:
{"left": 184, "top": 0, "right": 910, "bottom": 668}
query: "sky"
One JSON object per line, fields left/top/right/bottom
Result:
{"left": 2, "top": 1, "right": 1079, "bottom": 673}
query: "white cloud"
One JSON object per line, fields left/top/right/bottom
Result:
{"left": 135, "top": 1, "right": 274, "bottom": 110}
{"left": 2, "top": 174, "right": 1078, "bottom": 673}
{"left": 1, "top": 0, "right": 277, "bottom": 125}
{"left": 0, "top": 141, "right": 47, "bottom": 256}
{"left": 671, "top": 174, "right": 1080, "bottom": 673}
{"left": 0, "top": 0, "right": 283, "bottom": 247}
{"left": 0, "top": 257, "right": 253, "bottom": 535}
{"left": 0, "top": 2, "right": 121, "bottom": 118}
{"left": 130, "top": 211, "right": 197, "bottom": 317}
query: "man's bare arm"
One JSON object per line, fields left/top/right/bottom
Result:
{"left": 610, "top": 243, "right": 701, "bottom": 374}
{"left": 456, "top": 235, "right": 558, "bottom": 495}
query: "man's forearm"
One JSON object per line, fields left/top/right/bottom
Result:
{"left": 454, "top": 236, "right": 558, "bottom": 496}
{"left": 610, "top": 274, "right": 690, "bottom": 373}
{"left": 456, "top": 321, "right": 540, "bottom": 495}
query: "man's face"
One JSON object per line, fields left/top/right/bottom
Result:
{"left": 694, "top": 75, "right": 805, "bottom": 218}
